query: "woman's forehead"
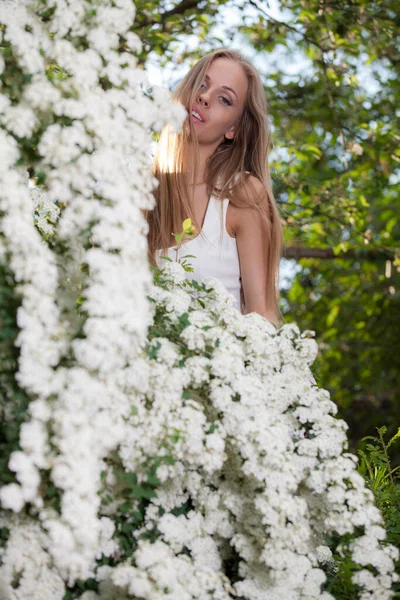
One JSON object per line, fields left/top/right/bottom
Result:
{"left": 205, "top": 58, "right": 248, "bottom": 103}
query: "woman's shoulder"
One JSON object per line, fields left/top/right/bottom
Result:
{"left": 227, "top": 173, "right": 269, "bottom": 236}
{"left": 232, "top": 172, "right": 267, "bottom": 207}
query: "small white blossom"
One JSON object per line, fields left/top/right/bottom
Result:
{"left": 0, "top": 483, "right": 25, "bottom": 512}
{"left": 3, "top": 104, "right": 38, "bottom": 138}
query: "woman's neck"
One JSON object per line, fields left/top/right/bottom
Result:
{"left": 188, "top": 139, "right": 220, "bottom": 185}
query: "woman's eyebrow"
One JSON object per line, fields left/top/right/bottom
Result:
{"left": 205, "top": 73, "right": 237, "bottom": 99}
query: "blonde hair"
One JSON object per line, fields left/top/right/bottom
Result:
{"left": 146, "top": 48, "right": 283, "bottom": 326}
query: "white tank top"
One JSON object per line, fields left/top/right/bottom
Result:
{"left": 157, "top": 195, "right": 241, "bottom": 309}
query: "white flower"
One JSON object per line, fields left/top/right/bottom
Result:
{"left": 22, "top": 77, "right": 62, "bottom": 112}
{"left": 316, "top": 545, "right": 333, "bottom": 564}
{"left": 96, "top": 517, "right": 117, "bottom": 559}
{"left": 154, "top": 338, "right": 180, "bottom": 367}
{"left": 164, "top": 288, "right": 191, "bottom": 316}
{"left": 0, "top": 518, "right": 65, "bottom": 599}
{"left": 3, "top": 104, "right": 38, "bottom": 138}
{"left": 160, "top": 260, "right": 187, "bottom": 284}
{"left": 19, "top": 420, "right": 49, "bottom": 469}
{"left": 185, "top": 356, "right": 211, "bottom": 386}
{"left": 0, "top": 483, "right": 25, "bottom": 512}
{"left": 8, "top": 452, "right": 41, "bottom": 503}
{"left": 125, "top": 31, "right": 142, "bottom": 53}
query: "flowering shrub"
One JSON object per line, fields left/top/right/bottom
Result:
{"left": 83, "top": 263, "right": 398, "bottom": 600}
{"left": 1, "top": 256, "right": 399, "bottom": 598}
{"left": 0, "top": 0, "right": 398, "bottom": 599}
{"left": 329, "top": 426, "right": 400, "bottom": 600}
{"left": 0, "top": 0, "right": 184, "bottom": 593}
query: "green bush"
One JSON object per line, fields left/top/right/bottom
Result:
{"left": 325, "top": 427, "right": 400, "bottom": 599}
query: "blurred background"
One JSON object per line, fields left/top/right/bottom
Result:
{"left": 138, "top": 0, "right": 399, "bottom": 458}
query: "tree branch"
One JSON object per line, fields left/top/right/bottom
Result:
{"left": 133, "top": 0, "right": 201, "bottom": 29}
{"left": 283, "top": 246, "right": 395, "bottom": 261}
{"left": 247, "top": 0, "right": 331, "bottom": 52}
{"left": 161, "top": 0, "right": 200, "bottom": 19}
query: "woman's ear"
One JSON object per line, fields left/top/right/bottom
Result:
{"left": 224, "top": 125, "right": 235, "bottom": 141}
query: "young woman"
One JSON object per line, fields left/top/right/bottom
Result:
{"left": 147, "top": 49, "right": 283, "bottom": 328}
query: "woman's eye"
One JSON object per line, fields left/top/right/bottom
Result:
{"left": 199, "top": 83, "right": 231, "bottom": 106}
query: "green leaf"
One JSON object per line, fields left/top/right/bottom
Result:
{"left": 326, "top": 304, "right": 340, "bottom": 327}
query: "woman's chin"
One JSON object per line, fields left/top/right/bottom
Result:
{"left": 184, "top": 120, "right": 199, "bottom": 140}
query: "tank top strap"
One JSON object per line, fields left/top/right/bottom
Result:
{"left": 222, "top": 197, "right": 229, "bottom": 230}
{"left": 202, "top": 195, "right": 225, "bottom": 238}
{"left": 200, "top": 194, "right": 214, "bottom": 236}
{"left": 200, "top": 196, "right": 233, "bottom": 251}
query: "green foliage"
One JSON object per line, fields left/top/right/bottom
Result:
{"left": 0, "top": 263, "right": 30, "bottom": 488}
{"left": 324, "top": 538, "right": 361, "bottom": 600}
{"left": 131, "top": 0, "right": 229, "bottom": 68}
{"left": 0, "top": 31, "right": 32, "bottom": 105}
{"left": 63, "top": 451, "right": 175, "bottom": 598}
{"left": 136, "top": 0, "right": 400, "bottom": 453}
{"left": 0, "top": 26, "right": 74, "bottom": 177}
{"left": 358, "top": 427, "right": 400, "bottom": 554}
{"left": 236, "top": 0, "right": 400, "bottom": 452}
{"left": 63, "top": 577, "right": 98, "bottom": 600}
{"left": 109, "top": 464, "right": 161, "bottom": 561}
{"left": 0, "top": 526, "right": 10, "bottom": 551}
{"left": 285, "top": 257, "right": 399, "bottom": 450}
{"left": 324, "top": 426, "right": 400, "bottom": 598}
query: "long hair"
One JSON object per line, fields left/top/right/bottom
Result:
{"left": 146, "top": 48, "right": 283, "bottom": 326}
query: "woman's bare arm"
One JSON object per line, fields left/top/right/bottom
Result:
{"left": 229, "top": 177, "right": 278, "bottom": 327}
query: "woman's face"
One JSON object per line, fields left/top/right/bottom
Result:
{"left": 187, "top": 57, "right": 248, "bottom": 146}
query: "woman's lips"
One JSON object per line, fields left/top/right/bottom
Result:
{"left": 191, "top": 113, "right": 205, "bottom": 124}
{"left": 187, "top": 106, "right": 206, "bottom": 124}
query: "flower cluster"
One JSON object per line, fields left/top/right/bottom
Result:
{"left": 90, "top": 263, "right": 395, "bottom": 600}
{"left": 0, "top": 0, "right": 185, "bottom": 591}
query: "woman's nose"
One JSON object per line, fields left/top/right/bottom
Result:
{"left": 198, "top": 92, "right": 209, "bottom": 106}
